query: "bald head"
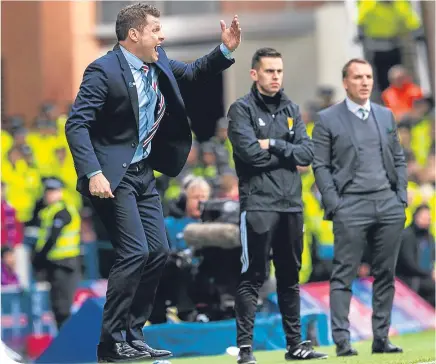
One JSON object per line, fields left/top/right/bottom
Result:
{"left": 388, "top": 65, "right": 408, "bottom": 87}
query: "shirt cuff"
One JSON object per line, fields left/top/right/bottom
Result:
{"left": 87, "top": 170, "right": 102, "bottom": 179}
{"left": 269, "top": 139, "right": 287, "bottom": 155}
{"left": 220, "top": 43, "right": 234, "bottom": 60}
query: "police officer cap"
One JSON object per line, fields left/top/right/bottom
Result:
{"left": 44, "top": 178, "right": 64, "bottom": 190}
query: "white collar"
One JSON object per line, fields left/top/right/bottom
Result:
{"left": 345, "top": 97, "right": 371, "bottom": 114}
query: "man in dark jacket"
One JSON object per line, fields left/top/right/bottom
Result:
{"left": 66, "top": 3, "right": 241, "bottom": 362}
{"left": 227, "top": 48, "right": 327, "bottom": 364}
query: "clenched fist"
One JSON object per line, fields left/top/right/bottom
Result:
{"left": 89, "top": 173, "right": 114, "bottom": 199}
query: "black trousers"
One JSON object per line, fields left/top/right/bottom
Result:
{"left": 373, "top": 47, "right": 402, "bottom": 92}
{"left": 47, "top": 261, "right": 80, "bottom": 330}
{"left": 91, "top": 161, "right": 170, "bottom": 344}
{"left": 330, "top": 192, "right": 405, "bottom": 345}
{"left": 235, "top": 211, "right": 303, "bottom": 348}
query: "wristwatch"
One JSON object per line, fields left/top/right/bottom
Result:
{"left": 269, "top": 139, "right": 276, "bottom": 148}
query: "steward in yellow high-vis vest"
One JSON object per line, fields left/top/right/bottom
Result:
{"left": 32, "top": 178, "right": 81, "bottom": 329}
{"left": 356, "top": 0, "right": 424, "bottom": 91}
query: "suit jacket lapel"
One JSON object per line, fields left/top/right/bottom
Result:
{"left": 338, "top": 100, "right": 359, "bottom": 153}
{"left": 114, "top": 44, "right": 139, "bottom": 128}
{"left": 155, "top": 57, "right": 172, "bottom": 83}
{"left": 154, "top": 50, "right": 180, "bottom": 94}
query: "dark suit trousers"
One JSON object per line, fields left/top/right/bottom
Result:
{"left": 90, "top": 161, "right": 170, "bottom": 344}
{"left": 330, "top": 191, "right": 405, "bottom": 345}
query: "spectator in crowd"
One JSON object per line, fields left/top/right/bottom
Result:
{"left": 315, "top": 86, "right": 336, "bottom": 111}
{"left": 404, "top": 150, "right": 422, "bottom": 185}
{"left": 301, "top": 183, "right": 334, "bottom": 284}
{"left": 52, "top": 141, "right": 83, "bottom": 211}
{"left": 38, "top": 102, "right": 59, "bottom": 123}
{"left": 419, "top": 145, "right": 435, "bottom": 187}
{"left": 10, "top": 126, "right": 28, "bottom": 150}
{"left": 217, "top": 173, "right": 239, "bottom": 201}
{"left": 209, "top": 116, "right": 235, "bottom": 175}
{"left": 406, "top": 105, "right": 434, "bottom": 169}
{"left": 199, "top": 141, "right": 219, "bottom": 190}
{"left": 398, "top": 98, "right": 431, "bottom": 129}
{"left": 356, "top": 0, "right": 424, "bottom": 92}
{"left": 382, "top": 66, "right": 424, "bottom": 120}
{"left": 151, "top": 177, "right": 212, "bottom": 324}
{"left": 396, "top": 205, "right": 435, "bottom": 307}
{"left": 166, "top": 176, "right": 212, "bottom": 249}
{"left": 1, "top": 181, "right": 23, "bottom": 247}
{"left": 1, "top": 246, "right": 20, "bottom": 286}
{"left": 2, "top": 146, "right": 42, "bottom": 223}
{"left": 26, "top": 118, "right": 59, "bottom": 178}
{"left": 32, "top": 178, "right": 81, "bottom": 329}
{"left": 302, "top": 102, "right": 319, "bottom": 139}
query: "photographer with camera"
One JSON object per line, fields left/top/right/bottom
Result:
{"left": 150, "top": 177, "right": 211, "bottom": 323}
{"left": 227, "top": 48, "right": 327, "bottom": 363}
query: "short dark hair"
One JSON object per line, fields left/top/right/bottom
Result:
{"left": 116, "top": 3, "right": 161, "bottom": 42}
{"left": 342, "top": 58, "right": 371, "bottom": 79}
{"left": 251, "top": 48, "right": 282, "bottom": 69}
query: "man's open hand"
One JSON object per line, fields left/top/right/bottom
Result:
{"left": 220, "top": 15, "right": 241, "bottom": 52}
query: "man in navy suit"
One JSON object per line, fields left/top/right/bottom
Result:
{"left": 66, "top": 3, "right": 241, "bottom": 362}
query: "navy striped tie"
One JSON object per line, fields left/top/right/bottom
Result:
{"left": 141, "top": 63, "right": 166, "bottom": 148}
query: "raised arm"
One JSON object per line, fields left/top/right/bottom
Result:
{"left": 169, "top": 15, "right": 240, "bottom": 82}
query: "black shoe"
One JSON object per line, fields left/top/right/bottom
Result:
{"left": 336, "top": 342, "right": 358, "bottom": 357}
{"left": 285, "top": 341, "right": 328, "bottom": 360}
{"left": 97, "top": 342, "right": 151, "bottom": 362}
{"left": 130, "top": 340, "right": 172, "bottom": 359}
{"left": 372, "top": 339, "right": 403, "bottom": 354}
{"left": 237, "top": 346, "right": 257, "bottom": 364}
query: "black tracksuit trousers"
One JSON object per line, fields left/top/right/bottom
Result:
{"left": 235, "top": 210, "right": 303, "bottom": 348}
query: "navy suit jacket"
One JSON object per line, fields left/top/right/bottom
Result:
{"left": 66, "top": 44, "right": 234, "bottom": 196}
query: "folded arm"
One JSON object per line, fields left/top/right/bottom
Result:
{"left": 268, "top": 106, "right": 314, "bottom": 167}
{"left": 228, "top": 102, "right": 281, "bottom": 169}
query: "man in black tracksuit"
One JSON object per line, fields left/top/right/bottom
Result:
{"left": 227, "top": 48, "right": 327, "bottom": 364}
